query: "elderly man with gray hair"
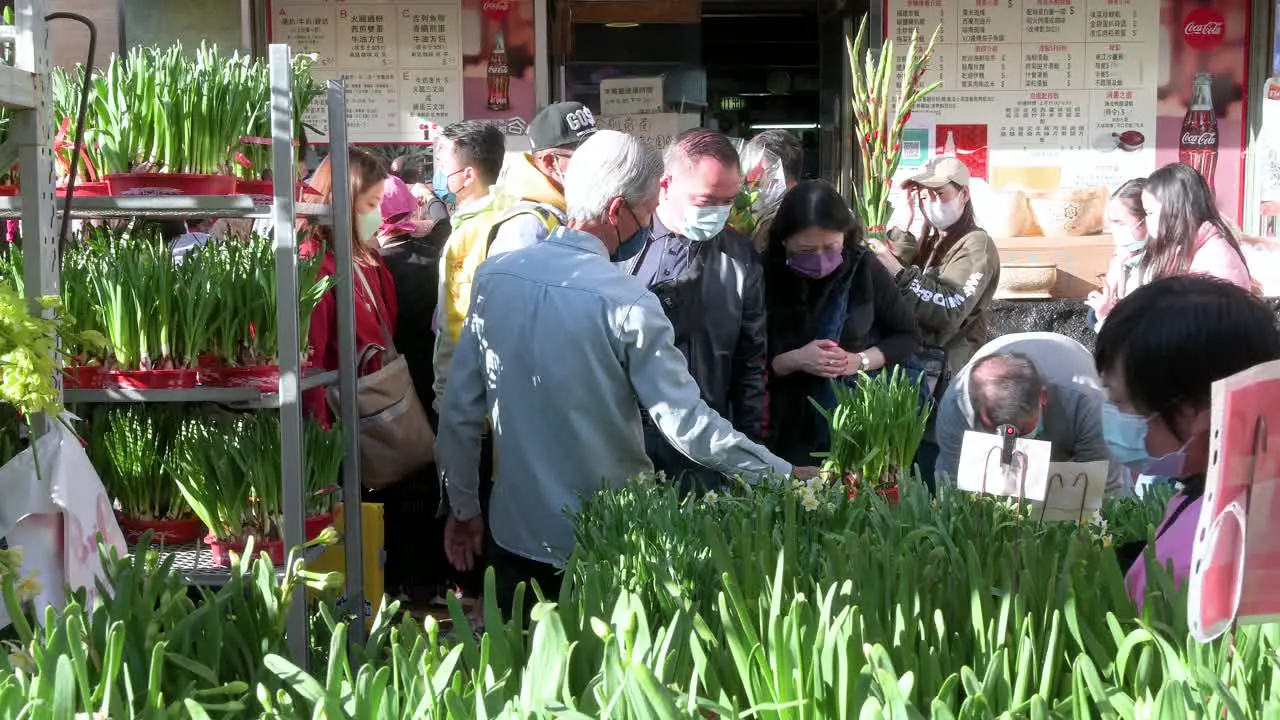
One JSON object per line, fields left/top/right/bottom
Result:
{"left": 435, "top": 129, "right": 813, "bottom": 617}
{"left": 934, "top": 331, "right": 1131, "bottom": 495}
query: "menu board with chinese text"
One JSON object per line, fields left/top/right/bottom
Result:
{"left": 270, "top": 0, "right": 463, "bottom": 143}
{"left": 887, "top": 0, "right": 1159, "bottom": 192}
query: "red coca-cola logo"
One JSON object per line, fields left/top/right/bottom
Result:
{"left": 1182, "top": 8, "right": 1225, "bottom": 51}
{"left": 1180, "top": 131, "right": 1218, "bottom": 147}
{"left": 483, "top": 0, "right": 512, "bottom": 20}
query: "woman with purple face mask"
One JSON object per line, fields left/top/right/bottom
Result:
{"left": 762, "top": 180, "right": 923, "bottom": 465}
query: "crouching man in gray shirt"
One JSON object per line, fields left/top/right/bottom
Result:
{"left": 436, "top": 130, "right": 817, "bottom": 619}
{"left": 934, "top": 331, "right": 1131, "bottom": 495}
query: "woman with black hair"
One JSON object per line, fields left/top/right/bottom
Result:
{"left": 1139, "top": 163, "right": 1251, "bottom": 291}
{"left": 762, "top": 180, "right": 921, "bottom": 465}
{"left": 1099, "top": 276, "right": 1280, "bottom": 609}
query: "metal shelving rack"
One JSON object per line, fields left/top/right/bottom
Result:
{"left": 2, "top": 17, "right": 366, "bottom": 668}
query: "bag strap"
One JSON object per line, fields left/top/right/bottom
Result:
{"left": 485, "top": 202, "right": 564, "bottom": 251}
{"left": 354, "top": 264, "right": 396, "bottom": 354}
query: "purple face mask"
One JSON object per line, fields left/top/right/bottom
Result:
{"left": 787, "top": 250, "right": 844, "bottom": 279}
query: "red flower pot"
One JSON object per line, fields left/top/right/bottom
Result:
{"left": 105, "top": 368, "right": 199, "bottom": 390}
{"left": 105, "top": 173, "right": 237, "bottom": 197}
{"left": 62, "top": 364, "right": 105, "bottom": 389}
{"left": 117, "top": 514, "right": 205, "bottom": 545}
{"left": 212, "top": 365, "right": 283, "bottom": 392}
{"left": 0, "top": 185, "right": 18, "bottom": 197}
{"left": 204, "top": 512, "right": 334, "bottom": 567}
{"left": 56, "top": 181, "right": 109, "bottom": 197}
{"left": 849, "top": 485, "right": 900, "bottom": 506}
{"left": 235, "top": 179, "right": 304, "bottom": 205}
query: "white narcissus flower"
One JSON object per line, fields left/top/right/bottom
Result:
{"left": 3, "top": 641, "right": 33, "bottom": 674}
{"left": 800, "top": 491, "right": 820, "bottom": 512}
{"left": 704, "top": 490, "right": 719, "bottom": 506}
{"left": 15, "top": 571, "right": 41, "bottom": 604}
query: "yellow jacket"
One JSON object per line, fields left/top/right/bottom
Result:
{"left": 431, "top": 161, "right": 567, "bottom": 409}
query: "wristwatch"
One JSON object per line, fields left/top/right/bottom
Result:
{"left": 858, "top": 353, "right": 871, "bottom": 371}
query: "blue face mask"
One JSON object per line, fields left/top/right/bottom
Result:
{"left": 1024, "top": 414, "right": 1045, "bottom": 440}
{"left": 682, "top": 205, "right": 731, "bottom": 242}
{"left": 1102, "top": 402, "right": 1188, "bottom": 477}
{"left": 432, "top": 167, "right": 460, "bottom": 205}
{"left": 612, "top": 205, "right": 651, "bottom": 262}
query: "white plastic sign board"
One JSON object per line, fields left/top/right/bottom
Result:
{"left": 1028, "top": 461, "right": 1109, "bottom": 523}
{"left": 955, "top": 430, "right": 1051, "bottom": 501}
{"left": 600, "top": 76, "right": 664, "bottom": 115}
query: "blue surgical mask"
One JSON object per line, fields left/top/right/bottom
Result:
{"left": 612, "top": 229, "right": 649, "bottom": 262}
{"left": 682, "top": 205, "right": 731, "bottom": 242}
{"left": 1102, "top": 402, "right": 1188, "bottom": 477}
{"left": 432, "top": 167, "right": 459, "bottom": 205}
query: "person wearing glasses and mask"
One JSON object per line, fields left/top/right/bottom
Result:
{"left": 483, "top": 102, "right": 598, "bottom": 255}
{"left": 874, "top": 156, "right": 1000, "bottom": 375}
{"left": 618, "top": 128, "right": 769, "bottom": 494}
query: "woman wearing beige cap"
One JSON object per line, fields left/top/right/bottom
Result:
{"left": 870, "top": 155, "right": 1000, "bottom": 377}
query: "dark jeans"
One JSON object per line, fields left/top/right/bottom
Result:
{"left": 914, "top": 440, "right": 940, "bottom": 494}
{"left": 642, "top": 421, "right": 726, "bottom": 497}
{"left": 487, "top": 538, "right": 563, "bottom": 623}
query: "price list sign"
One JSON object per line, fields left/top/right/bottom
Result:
{"left": 889, "top": 0, "right": 1158, "bottom": 191}
{"left": 271, "top": 1, "right": 463, "bottom": 143}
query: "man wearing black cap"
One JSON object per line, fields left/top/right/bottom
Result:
{"left": 486, "top": 101, "right": 599, "bottom": 255}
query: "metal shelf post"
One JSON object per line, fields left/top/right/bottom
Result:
{"left": 325, "top": 80, "right": 367, "bottom": 650}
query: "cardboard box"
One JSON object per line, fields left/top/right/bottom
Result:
{"left": 308, "top": 502, "right": 385, "bottom": 625}
{"left": 994, "top": 234, "right": 1113, "bottom": 299}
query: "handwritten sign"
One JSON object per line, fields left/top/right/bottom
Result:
{"left": 600, "top": 76, "right": 665, "bottom": 115}
{"left": 597, "top": 113, "right": 680, "bottom": 152}
{"left": 271, "top": 1, "right": 463, "bottom": 143}
{"left": 955, "top": 430, "right": 1052, "bottom": 501}
{"left": 1028, "top": 461, "right": 1109, "bottom": 523}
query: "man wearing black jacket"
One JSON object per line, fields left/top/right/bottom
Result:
{"left": 618, "top": 128, "right": 767, "bottom": 493}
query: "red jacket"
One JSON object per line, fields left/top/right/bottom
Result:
{"left": 300, "top": 237, "right": 398, "bottom": 424}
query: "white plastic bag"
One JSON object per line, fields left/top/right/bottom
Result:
{"left": 0, "top": 419, "right": 126, "bottom": 630}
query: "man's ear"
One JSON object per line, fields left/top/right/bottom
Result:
{"left": 1040, "top": 386, "right": 1049, "bottom": 407}
{"left": 605, "top": 196, "right": 625, "bottom": 226}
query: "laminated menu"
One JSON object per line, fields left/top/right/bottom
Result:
{"left": 1187, "top": 359, "right": 1280, "bottom": 642}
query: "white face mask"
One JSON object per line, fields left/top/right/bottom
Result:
{"left": 922, "top": 196, "right": 964, "bottom": 230}
{"left": 682, "top": 205, "right": 731, "bottom": 242}
{"left": 1111, "top": 224, "right": 1146, "bottom": 255}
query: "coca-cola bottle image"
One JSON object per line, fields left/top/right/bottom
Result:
{"left": 486, "top": 32, "right": 510, "bottom": 112}
{"left": 1179, "top": 72, "right": 1219, "bottom": 190}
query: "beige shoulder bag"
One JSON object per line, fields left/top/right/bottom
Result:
{"left": 327, "top": 267, "right": 435, "bottom": 489}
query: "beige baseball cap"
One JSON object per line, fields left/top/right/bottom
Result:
{"left": 906, "top": 155, "right": 970, "bottom": 189}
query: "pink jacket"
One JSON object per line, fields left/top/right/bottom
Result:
{"left": 1125, "top": 492, "right": 1204, "bottom": 610}
{"left": 1187, "top": 223, "right": 1252, "bottom": 291}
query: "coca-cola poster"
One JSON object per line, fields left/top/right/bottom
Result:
{"left": 1155, "top": 0, "right": 1252, "bottom": 223}
{"left": 461, "top": 0, "right": 538, "bottom": 134}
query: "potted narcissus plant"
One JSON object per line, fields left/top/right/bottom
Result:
{"left": 87, "top": 405, "right": 205, "bottom": 545}
{"left": 812, "top": 367, "right": 930, "bottom": 504}
{"left": 174, "top": 412, "right": 341, "bottom": 566}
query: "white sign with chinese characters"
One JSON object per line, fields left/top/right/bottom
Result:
{"left": 888, "top": 0, "right": 1159, "bottom": 193}
{"left": 271, "top": 1, "right": 463, "bottom": 143}
{"left": 597, "top": 113, "right": 681, "bottom": 152}
{"left": 600, "top": 77, "right": 665, "bottom": 115}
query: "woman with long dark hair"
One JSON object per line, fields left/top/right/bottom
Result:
{"left": 763, "top": 180, "right": 921, "bottom": 464}
{"left": 1100, "top": 276, "right": 1280, "bottom": 608}
{"left": 300, "top": 148, "right": 398, "bottom": 424}
{"left": 1139, "top": 163, "right": 1251, "bottom": 291}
